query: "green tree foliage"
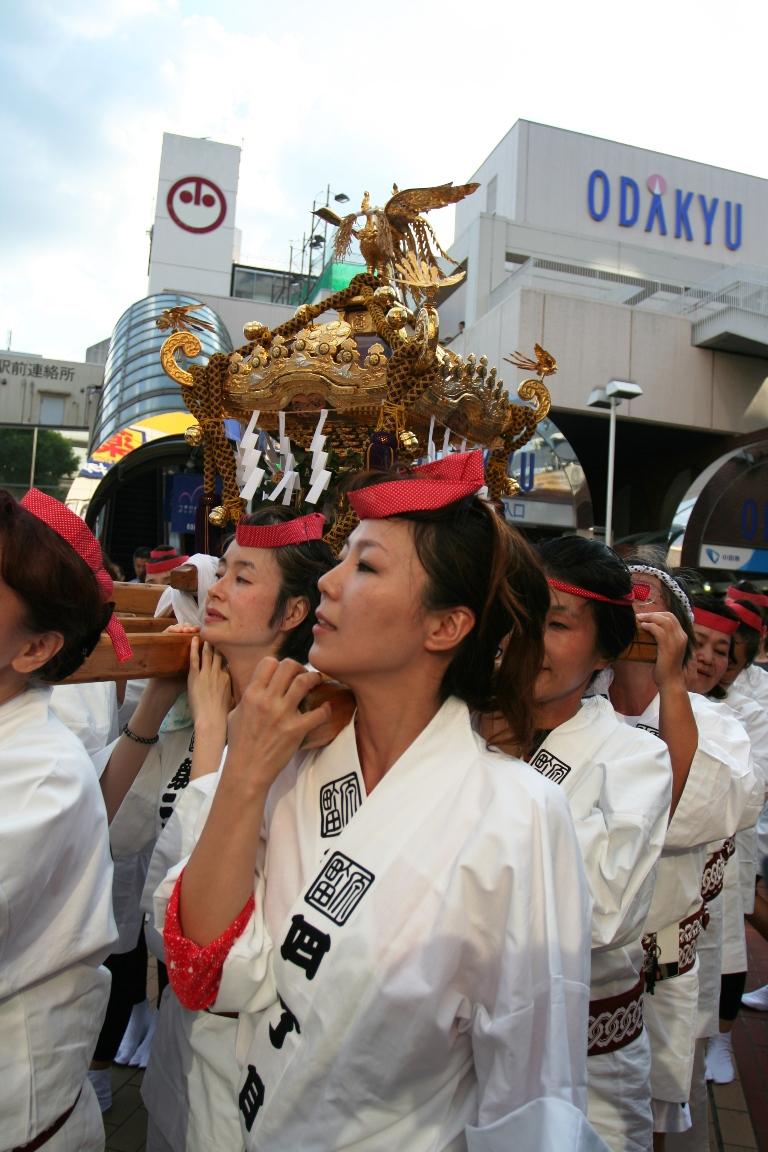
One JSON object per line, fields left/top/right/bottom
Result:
{"left": 0, "top": 427, "right": 80, "bottom": 493}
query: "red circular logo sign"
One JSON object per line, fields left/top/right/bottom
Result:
{"left": 167, "top": 176, "right": 227, "bottom": 233}
{"left": 646, "top": 174, "right": 667, "bottom": 196}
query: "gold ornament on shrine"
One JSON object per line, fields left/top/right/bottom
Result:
{"left": 156, "top": 181, "right": 555, "bottom": 544}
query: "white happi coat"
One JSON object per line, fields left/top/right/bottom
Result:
{"left": 531, "top": 696, "right": 671, "bottom": 1152}
{"left": 155, "top": 697, "right": 593, "bottom": 1152}
{"left": 91, "top": 723, "right": 196, "bottom": 955}
{"left": 109, "top": 724, "right": 196, "bottom": 860}
{"left": 123, "top": 729, "right": 245, "bottom": 1152}
{"left": 618, "top": 692, "right": 759, "bottom": 1107}
{"left": 738, "top": 664, "right": 768, "bottom": 860}
{"left": 724, "top": 686, "right": 768, "bottom": 915}
{"left": 715, "top": 688, "right": 768, "bottom": 976}
{"left": 51, "top": 681, "right": 120, "bottom": 759}
{"left": 0, "top": 686, "right": 117, "bottom": 1149}
{"left": 737, "top": 662, "right": 768, "bottom": 709}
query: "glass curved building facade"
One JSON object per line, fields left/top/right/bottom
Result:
{"left": 90, "top": 292, "right": 233, "bottom": 451}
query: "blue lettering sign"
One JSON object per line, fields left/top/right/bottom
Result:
{"left": 619, "top": 177, "right": 639, "bottom": 227}
{"left": 698, "top": 194, "right": 719, "bottom": 245}
{"left": 586, "top": 171, "right": 742, "bottom": 251}
{"left": 587, "top": 170, "right": 610, "bottom": 222}
{"left": 518, "top": 452, "right": 535, "bottom": 493}
{"left": 644, "top": 194, "right": 667, "bottom": 236}
{"left": 741, "top": 498, "right": 758, "bottom": 542}
{"left": 725, "top": 201, "right": 742, "bottom": 251}
{"left": 740, "top": 498, "right": 768, "bottom": 544}
{"left": 674, "top": 190, "right": 694, "bottom": 241}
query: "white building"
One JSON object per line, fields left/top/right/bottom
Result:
{"left": 441, "top": 121, "right": 768, "bottom": 544}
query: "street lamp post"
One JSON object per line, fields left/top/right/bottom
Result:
{"left": 586, "top": 379, "right": 643, "bottom": 547}
{"left": 287, "top": 186, "right": 350, "bottom": 304}
{"left": 305, "top": 186, "right": 350, "bottom": 300}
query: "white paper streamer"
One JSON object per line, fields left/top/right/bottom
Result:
{"left": 237, "top": 411, "right": 265, "bottom": 496}
{"left": 310, "top": 409, "right": 329, "bottom": 449}
{"left": 306, "top": 469, "right": 332, "bottom": 504}
{"left": 427, "top": 416, "right": 436, "bottom": 461}
{"left": 278, "top": 411, "right": 291, "bottom": 455}
{"left": 305, "top": 409, "right": 333, "bottom": 505}
{"left": 240, "top": 458, "right": 266, "bottom": 501}
{"left": 268, "top": 454, "right": 298, "bottom": 504}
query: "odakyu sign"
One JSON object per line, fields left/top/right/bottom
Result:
{"left": 587, "top": 170, "right": 743, "bottom": 251}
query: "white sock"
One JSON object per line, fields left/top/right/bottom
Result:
{"left": 130, "top": 1008, "right": 157, "bottom": 1068}
{"left": 114, "top": 998, "right": 152, "bottom": 1065}
{"left": 87, "top": 1067, "right": 112, "bottom": 1113}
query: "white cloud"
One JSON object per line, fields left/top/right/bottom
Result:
{"left": 2, "top": 0, "right": 768, "bottom": 359}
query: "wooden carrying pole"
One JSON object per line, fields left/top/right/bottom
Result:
{"left": 61, "top": 568, "right": 204, "bottom": 683}
{"left": 63, "top": 632, "right": 193, "bottom": 684}
{"left": 111, "top": 581, "right": 167, "bottom": 615}
{"left": 618, "top": 629, "right": 658, "bottom": 663}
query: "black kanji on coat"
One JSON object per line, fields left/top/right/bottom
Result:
{"left": 158, "top": 735, "right": 194, "bottom": 826}
{"left": 280, "top": 914, "right": 331, "bottom": 980}
{"left": 239, "top": 1065, "right": 265, "bottom": 1131}
{"left": 305, "top": 851, "right": 374, "bottom": 926}
{"left": 529, "top": 748, "right": 572, "bottom": 785}
{"left": 320, "top": 771, "right": 362, "bottom": 836}
{"left": 269, "top": 994, "right": 301, "bottom": 1050}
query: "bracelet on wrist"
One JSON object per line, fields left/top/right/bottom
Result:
{"left": 122, "top": 723, "right": 160, "bottom": 746}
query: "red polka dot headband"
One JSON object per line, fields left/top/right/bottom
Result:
{"left": 20, "top": 489, "right": 133, "bottom": 661}
{"left": 547, "top": 577, "right": 651, "bottom": 607}
{"left": 236, "top": 512, "right": 326, "bottom": 549}
{"left": 347, "top": 451, "right": 485, "bottom": 519}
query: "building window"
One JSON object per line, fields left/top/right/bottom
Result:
{"left": 231, "top": 264, "right": 305, "bottom": 306}
{"left": 39, "top": 394, "right": 66, "bottom": 425}
{"left": 487, "top": 176, "right": 497, "bottom": 215}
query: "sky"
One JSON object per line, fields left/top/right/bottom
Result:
{"left": 2, "top": 0, "right": 767, "bottom": 362}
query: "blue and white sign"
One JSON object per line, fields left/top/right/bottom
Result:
{"left": 587, "top": 170, "right": 743, "bottom": 251}
{"left": 698, "top": 544, "right": 768, "bottom": 572}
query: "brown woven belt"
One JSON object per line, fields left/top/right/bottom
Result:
{"left": 588, "top": 975, "right": 645, "bottom": 1056}
{"left": 9, "top": 1088, "right": 81, "bottom": 1152}
{"left": 642, "top": 905, "right": 705, "bottom": 990}
{"left": 701, "top": 837, "right": 735, "bottom": 903}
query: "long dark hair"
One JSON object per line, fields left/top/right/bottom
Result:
{"left": 345, "top": 474, "right": 549, "bottom": 751}
{"left": 0, "top": 490, "right": 113, "bottom": 681}
{"left": 537, "top": 536, "right": 636, "bottom": 659}
{"left": 238, "top": 505, "right": 336, "bottom": 662}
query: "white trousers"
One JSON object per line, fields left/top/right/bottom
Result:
{"left": 46, "top": 1078, "right": 104, "bottom": 1152}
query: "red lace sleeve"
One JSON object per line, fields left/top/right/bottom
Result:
{"left": 164, "top": 872, "right": 256, "bottom": 1010}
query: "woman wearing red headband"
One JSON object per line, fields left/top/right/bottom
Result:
{"left": 723, "top": 583, "right": 768, "bottom": 1014}
{"left": 101, "top": 505, "right": 337, "bottom": 1152}
{"left": 155, "top": 452, "right": 595, "bottom": 1150}
{"left": 482, "top": 536, "right": 672, "bottom": 1152}
{"left": 686, "top": 597, "right": 768, "bottom": 1088}
{"left": 0, "top": 488, "right": 131, "bottom": 1151}
{"left": 606, "top": 567, "right": 758, "bottom": 1150}
{"left": 720, "top": 583, "right": 768, "bottom": 699}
